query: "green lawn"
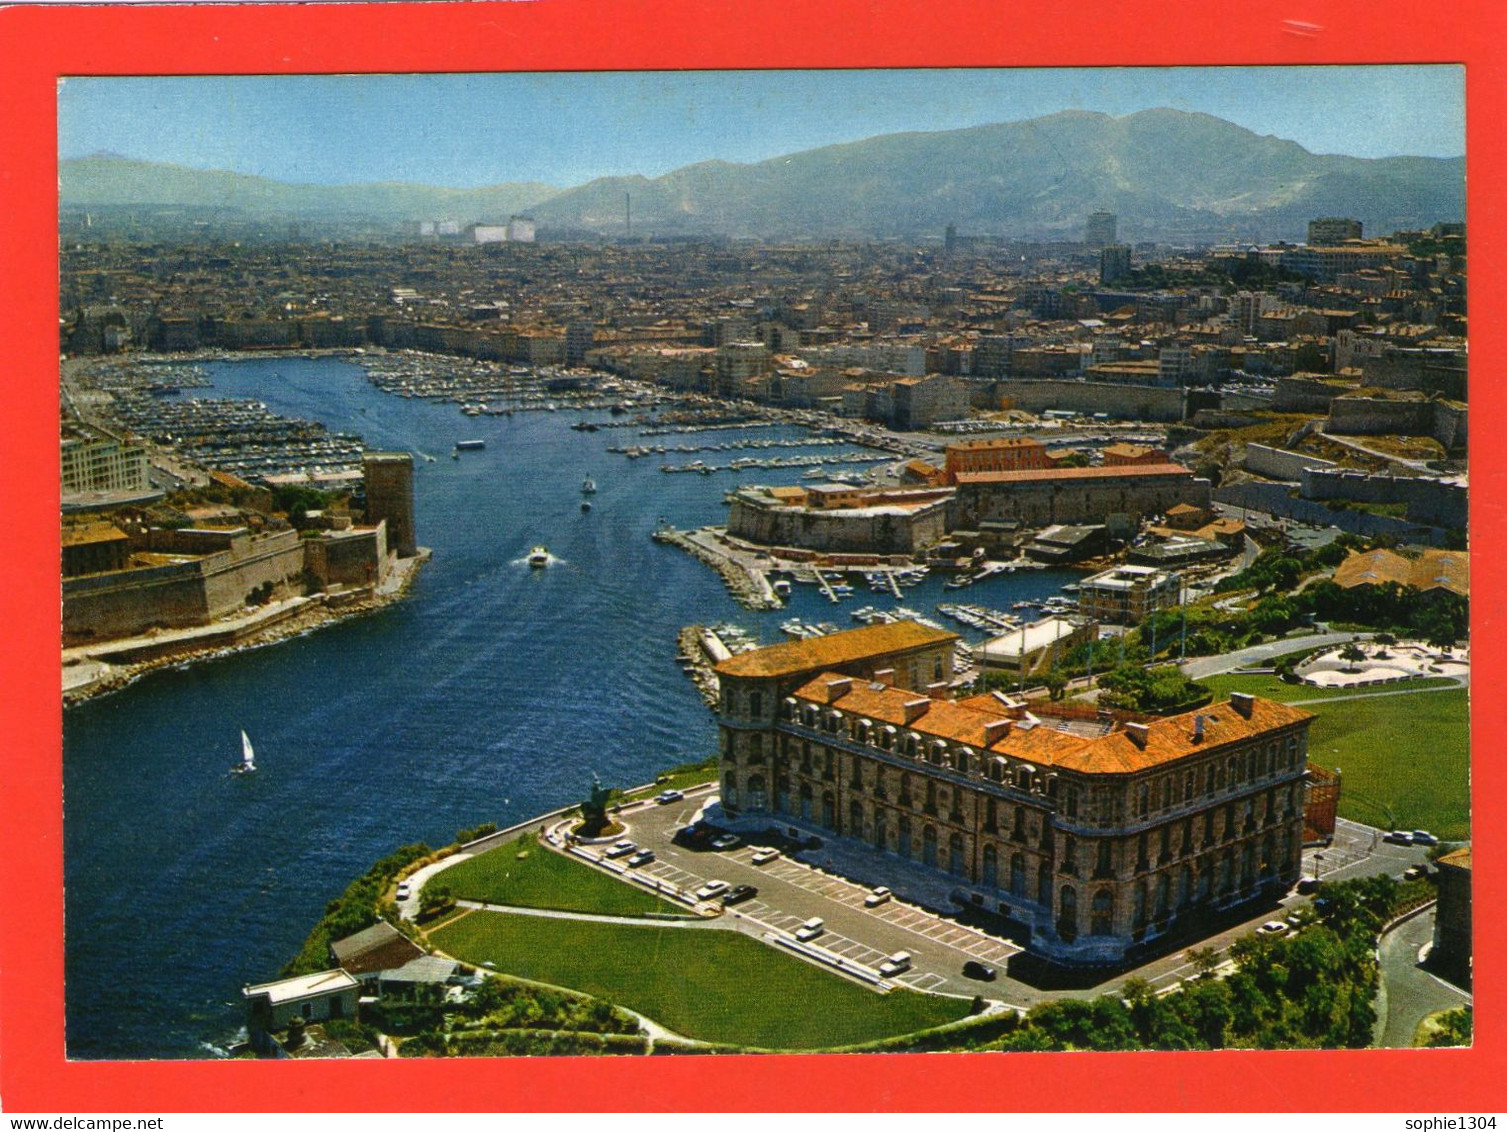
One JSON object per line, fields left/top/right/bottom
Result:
{"left": 1203, "top": 673, "right": 1469, "bottom": 838}
{"left": 623, "top": 756, "right": 719, "bottom": 798}
{"left": 430, "top": 910, "right": 971, "bottom": 1050}
{"left": 1305, "top": 688, "right": 1469, "bottom": 840}
{"left": 440, "top": 837, "right": 689, "bottom": 918}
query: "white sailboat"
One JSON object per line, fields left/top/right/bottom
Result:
{"left": 233, "top": 730, "right": 257, "bottom": 775}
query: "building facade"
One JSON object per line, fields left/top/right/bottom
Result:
{"left": 715, "top": 626, "right": 1313, "bottom": 965}
{"left": 944, "top": 436, "right": 1055, "bottom": 478}
{"left": 1077, "top": 564, "right": 1182, "bottom": 624}
{"left": 951, "top": 464, "right": 1212, "bottom": 528}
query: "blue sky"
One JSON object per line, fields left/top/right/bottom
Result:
{"left": 57, "top": 67, "right": 1464, "bottom": 189}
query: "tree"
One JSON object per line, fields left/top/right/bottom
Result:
{"left": 1044, "top": 667, "right": 1068, "bottom": 701}
{"left": 1425, "top": 1007, "right": 1473, "bottom": 1048}
{"left": 1338, "top": 642, "right": 1367, "bottom": 670}
{"left": 1186, "top": 947, "right": 1222, "bottom": 979}
{"left": 420, "top": 883, "right": 456, "bottom": 919}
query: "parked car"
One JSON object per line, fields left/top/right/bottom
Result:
{"left": 863, "top": 886, "right": 893, "bottom": 907}
{"left": 1403, "top": 866, "right": 1429, "bottom": 881}
{"left": 1258, "top": 920, "right": 1289, "bottom": 935}
{"left": 695, "top": 879, "right": 730, "bottom": 901}
{"left": 794, "top": 917, "right": 825, "bottom": 942}
{"left": 1296, "top": 877, "right": 1323, "bottom": 894}
{"left": 877, "top": 951, "right": 913, "bottom": 977}
{"left": 962, "top": 960, "right": 997, "bottom": 982}
{"left": 710, "top": 833, "right": 742, "bottom": 851}
{"left": 627, "top": 849, "right": 656, "bottom": 867}
{"left": 604, "top": 840, "right": 637, "bottom": 859}
{"left": 750, "top": 846, "right": 779, "bottom": 865}
{"left": 395, "top": 881, "right": 411, "bottom": 901}
{"left": 1384, "top": 830, "right": 1414, "bottom": 845}
{"left": 723, "top": 884, "right": 758, "bottom": 905}
{"left": 656, "top": 789, "right": 685, "bottom": 805}
{"left": 1411, "top": 830, "right": 1439, "bottom": 846}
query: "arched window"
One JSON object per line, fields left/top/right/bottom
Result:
{"left": 1132, "top": 882, "right": 1147, "bottom": 932}
{"left": 821, "top": 791, "right": 836, "bottom": 829}
{"left": 897, "top": 815, "right": 912, "bottom": 861}
{"left": 1010, "top": 852, "right": 1026, "bottom": 897}
{"left": 1038, "top": 861, "right": 1053, "bottom": 905}
{"left": 748, "top": 774, "right": 767, "bottom": 811}
{"left": 922, "top": 825, "right": 938, "bottom": 868}
{"left": 1058, "top": 885, "right": 1078, "bottom": 942}
{"left": 1091, "top": 889, "right": 1113, "bottom": 936}
{"left": 1154, "top": 873, "right": 1170, "bottom": 920}
{"left": 849, "top": 799, "right": 864, "bottom": 837}
{"left": 948, "top": 832, "right": 966, "bottom": 877}
{"left": 873, "top": 812, "right": 887, "bottom": 853}
{"left": 748, "top": 690, "right": 762, "bottom": 719}
{"left": 723, "top": 771, "right": 739, "bottom": 809}
{"left": 982, "top": 844, "right": 999, "bottom": 888}
{"left": 799, "top": 782, "right": 813, "bottom": 821}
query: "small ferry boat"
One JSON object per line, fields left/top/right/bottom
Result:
{"left": 580, "top": 501, "right": 592, "bottom": 513}
{"left": 581, "top": 477, "right": 597, "bottom": 495}
{"left": 455, "top": 439, "right": 486, "bottom": 451}
{"left": 528, "top": 546, "right": 551, "bottom": 568}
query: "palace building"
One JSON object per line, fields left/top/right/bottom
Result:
{"left": 714, "top": 623, "right": 1314, "bottom": 965}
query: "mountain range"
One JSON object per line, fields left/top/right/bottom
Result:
{"left": 60, "top": 108, "right": 1465, "bottom": 242}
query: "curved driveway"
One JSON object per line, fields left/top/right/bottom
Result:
{"left": 1374, "top": 906, "right": 1471, "bottom": 1048}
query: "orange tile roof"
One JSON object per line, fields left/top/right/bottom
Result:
{"left": 1333, "top": 548, "right": 1468, "bottom": 596}
{"left": 715, "top": 621, "right": 957, "bottom": 679}
{"left": 1436, "top": 846, "right": 1471, "bottom": 871}
{"left": 789, "top": 673, "right": 1313, "bottom": 777}
{"left": 953, "top": 463, "right": 1193, "bottom": 486}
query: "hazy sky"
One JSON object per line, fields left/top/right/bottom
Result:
{"left": 58, "top": 67, "right": 1465, "bottom": 189}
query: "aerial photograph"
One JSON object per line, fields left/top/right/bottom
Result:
{"left": 56, "top": 65, "right": 1470, "bottom": 1061}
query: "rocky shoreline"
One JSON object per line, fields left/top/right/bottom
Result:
{"left": 63, "top": 552, "right": 429, "bottom": 707}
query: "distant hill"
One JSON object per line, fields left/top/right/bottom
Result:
{"left": 60, "top": 109, "right": 1464, "bottom": 241}
{"left": 59, "top": 155, "right": 559, "bottom": 224}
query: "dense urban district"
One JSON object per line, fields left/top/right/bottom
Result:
{"left": 61, "top": 195, "right": 1469, "bottom": 1057}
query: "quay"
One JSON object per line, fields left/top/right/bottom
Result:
{"left": 651, "top": 525, "right": 783, "bottom": 610}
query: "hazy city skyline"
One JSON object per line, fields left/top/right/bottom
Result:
{"left": 58, "top": 66, "right": 1464, "bottom": 190}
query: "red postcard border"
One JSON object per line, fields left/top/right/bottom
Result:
{"left": 2, "top": 0, "right": 1503, "bottom": 1112}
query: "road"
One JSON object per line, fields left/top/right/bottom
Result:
{"left": 1180, "top": 631, "right": 1368, "bottom": 679}
{"left": 1374, "top": 905, "right": 1471, "bottom": 1048}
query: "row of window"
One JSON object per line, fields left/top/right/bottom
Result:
{"left": 723, "top": 770, "right": 1299, "bottom": 901}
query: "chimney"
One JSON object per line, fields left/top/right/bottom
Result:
{"left": 927, "top": 681, "right": 953, "bottom": 701}
{"left": 1229, "top": 692, "right": 1255, "bottom": 719}
{"left": 823, "top": 677, "right": 853, "bottom": 703}
{"left": 902, "top": 697, "right": 931, "bottom": 724}
{"left": 1125, "top": 722, "right": 1151, "bottom": 749}
{"left": 984, "top": 719, "right": 1013, "bottom": 746}
{"left": 873, "top": 668, "right": 896, "bottom": 687}
{"left": 1192, "top": 715, "right": 1206, "bottom": 743}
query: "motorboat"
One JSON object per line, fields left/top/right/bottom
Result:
{"left": 528, "top": 546, "right": 551, "bottom": 568}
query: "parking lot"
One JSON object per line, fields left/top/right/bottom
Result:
{"left": 564, "top": 787, "right": 1443, "bottom": 1007}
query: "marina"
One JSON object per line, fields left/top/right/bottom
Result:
{"left": 61, "top": 353, "right": 1088, "bottom": 1059}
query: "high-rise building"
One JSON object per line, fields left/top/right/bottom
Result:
{"left": 1085, "top": 210, "right": 1118, "bottom": 249}
{"left": 1307, "top": 217, "right": 1363, "bottom": 246}
{"left": 1099, "top": 244, "right": 1132, "bottom": 284}
{"left": 362, "top": 452, "right": 417, "bottom": 558}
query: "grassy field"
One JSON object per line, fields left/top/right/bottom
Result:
{"left": 429, "top": 910, "right": 971, "bottom": 1050}
{"left": 1203, "top": 675, "right": 1469, "bottom": 840}
{"left": 441, "top": 837, "right": 689, "bottom": 918}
